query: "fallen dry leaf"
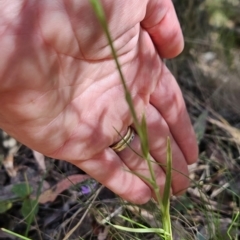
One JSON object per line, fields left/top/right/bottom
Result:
{"left": 32, "top": 150, "right": 46, "bottom": 172}
{"left": 3, "top": 154, "right": 17, "bottom": 177}
{"left": 38, "top": 174, "right": 91, "bottom": 204}
{"left": 208, "top": 117, "right": 240, "bottom": 145}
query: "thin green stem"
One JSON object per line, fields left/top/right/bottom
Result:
{"left": 1, "top": 228, "right": 31, "bottom": 240}
{"left": 89, "top": 1, "right": 173, "bottom": 239}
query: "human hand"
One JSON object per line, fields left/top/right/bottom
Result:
{"left": 0, "top": 0, "right": 198, "bottom": 204}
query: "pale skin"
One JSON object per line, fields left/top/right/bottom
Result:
{"left": 0, "top": 0, "right": 198, "bottom": 204}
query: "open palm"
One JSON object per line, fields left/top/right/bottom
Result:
{"left": 0, "top": 0, "right": 198, "bottom": 203}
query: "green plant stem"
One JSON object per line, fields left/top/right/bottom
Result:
{"left": 1, "top": 228, "right": 32, "bottom": 240}
{"left": 161, "top": 138, "right": 173, "bottom": 240}
{"left": 89, "top": 1, "right": 173, "bottom": 239}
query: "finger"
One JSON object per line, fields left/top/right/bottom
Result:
{"left": 117, "top": 131, "right": 167, "bottom": 197}
{"left": 117, "top": 103, "right": 189, "bottom": 196}
{"left": 142, "top": 0, "right": 184, "bottom": 58}
{"left": 146, "top": 104, "right": 189, "bottom": 195}
{"left": 150, "top": 64, "right": 198, "bottom": 164}
{"left": 71, "top": 149, "right": 151, "bottom": 204}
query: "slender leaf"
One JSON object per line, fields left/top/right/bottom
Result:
{"left": 1, "top": 228, "right": 32, "bottom": 240}
{"left": 109, "top": 223, "right": 167, "bottom": 234}
{"left": 194, "top": 111, "right": 208, "bottom": 144}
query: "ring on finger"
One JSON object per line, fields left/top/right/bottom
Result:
{"left": 110, "top": 127, "right": 135, "bottom": 152}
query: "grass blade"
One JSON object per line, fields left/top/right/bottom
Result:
{"left": 1, "top": 228, "right": 32, "bottom": 240}
{"left": 161, "top": 137, "right": 173, "bottom": 240}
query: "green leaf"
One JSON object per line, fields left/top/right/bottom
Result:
{"left": 0, "top": 201, "right": 12, "bottom": 213}
{"left": 11, "top": 183, "right": 32, "bottom": 198}
{"left": 194, "top": 111, "right": 208, "bottom": 144}
{"left": 21, "top": 199, "right": 39, "bottom": 227}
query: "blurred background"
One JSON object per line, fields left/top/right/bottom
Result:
{"left": 172, "top": 0, "right": 240, "bottom": 123}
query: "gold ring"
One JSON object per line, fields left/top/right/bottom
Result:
{"left": 110, "top": 127, "right": 135, "bottom": 152}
